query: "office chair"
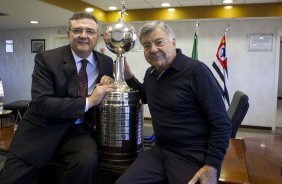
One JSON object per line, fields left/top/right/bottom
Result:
{"left": 227, "top": 91, "right": 250, "bottom": 138}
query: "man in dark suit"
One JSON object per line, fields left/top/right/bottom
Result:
{"left": 0, "top": 12, "right": 116, "bottom": 184}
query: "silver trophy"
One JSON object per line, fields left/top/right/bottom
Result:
{"left": 97, "top": 1, "right": 143, "bottom": 165}
{"left": 103, "top": 2, "right": 137, "bottom": 91}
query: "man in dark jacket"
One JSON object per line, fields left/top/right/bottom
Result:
{"left": 0, "top": 12, "right": 116, "bottom": 184}
{"left": 116, "top": 21, "right": 232, "bottom": 184}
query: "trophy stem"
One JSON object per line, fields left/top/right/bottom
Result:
{"left": 115, "top": 55, "right": 125, "bottom": 83}
{"left": 113, "top": 55, "right": 132, "bottom": 92}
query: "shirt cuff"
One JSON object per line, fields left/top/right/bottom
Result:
{"left": 126, "top": 75, "right": 137, "bottom": 85}
{"left": 85, "top": 98, "right": 89, "bottom": 112}
{"left": 205, "top": 155, "right": 222, "bottom": 172}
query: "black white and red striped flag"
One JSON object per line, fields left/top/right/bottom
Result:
{"left": 212, "top": 32, "right": 230, "bottom": 106}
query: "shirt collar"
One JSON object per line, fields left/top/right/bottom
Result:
{"left": 169, "top": 48, "right": 183, "bottom": 71}
{"left": 71, "top": 50, "right": 95, "bottom": 66}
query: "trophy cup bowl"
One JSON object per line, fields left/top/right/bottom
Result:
{"left": 103, "top": 20, "right": 137, "bottom": 55}
{"left": 103, "top": 19, "right": 137, "bottom": 92}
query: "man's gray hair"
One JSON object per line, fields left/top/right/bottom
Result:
{"left": 68, "top": 12, "right": 100, "bottom": 31}
{"left": 139, "top": 21, "right": 175, "bottom": 41}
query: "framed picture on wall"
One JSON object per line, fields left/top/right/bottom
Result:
{"left": 31, "top": 39, "right": 45, "bottom": 53}
{"left": 248, "top": 34, "right": 273, "bottom": 51}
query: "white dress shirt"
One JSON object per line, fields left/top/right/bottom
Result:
{"left": 71, "top": 50, "right": 99, "bottom": 123}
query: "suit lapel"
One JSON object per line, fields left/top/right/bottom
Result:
{"left": 95, "top": 51, "right": 108, "bottom": 80}
{"left": 62, "top": 49, "right": 111, "bottom": 97}
{"left": 63, "top": 47, "right": 78, "bottom": 97}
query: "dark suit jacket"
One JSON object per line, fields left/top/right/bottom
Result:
{"left": 9, "top": 45, "right": 113, "bottom": 167}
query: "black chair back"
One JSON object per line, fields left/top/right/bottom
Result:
{"left": 227, "top": 91, "right": 249, "bottom": 138}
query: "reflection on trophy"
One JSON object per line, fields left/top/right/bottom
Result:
{"left": 97, "top": 2, "right": 144, "bottom": 165}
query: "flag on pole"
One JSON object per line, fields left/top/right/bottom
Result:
{"left": 212, "top": 33, "right": 230, "bottom": 106}
{"left": 192, "top": 21, "right": 199, "bottom": 60}
{"left": 192, "top": 31, "right": 198, "bottom": 60}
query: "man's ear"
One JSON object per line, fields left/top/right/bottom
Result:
{"left": 172, "top": 38, "right": 176, "bottom": 48}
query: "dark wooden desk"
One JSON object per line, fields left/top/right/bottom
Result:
{"left": 1, "top": 127, "right": 281, "bottom": 184}
{"left": 244, "top": 135, "right": 282, "bottom": 184}
{"left": 0, "top": 126, "right": 14, "bottom": 152}
{"left": 0, "top": 110, "right": 14, "bottom": 128}
{"left": 0, "top": 127, "right": 249, "bottom": 184}
{"left": 220, "top": 139, "right": 250, "bottom": 184}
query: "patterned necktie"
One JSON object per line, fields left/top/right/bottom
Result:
{"left": 78, "top": 59, "right": 88, "bottom": 97}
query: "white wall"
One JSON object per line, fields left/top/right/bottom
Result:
{"left": 1, "top": 18, "right": 282, "bottom": 129}
{"left": 278, "top": 41, "right": 282, "bottom": 97}
{"left": 0, "top": 27, "right": 67, "bottom": 102}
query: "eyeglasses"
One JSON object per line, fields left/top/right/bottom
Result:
{"left": 142, "top": 39, "right": 167, "bottom": 51}
{"left": 70, "top": 28, "right": 97, "bottom": 36}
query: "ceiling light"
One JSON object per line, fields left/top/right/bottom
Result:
{"left": 108, "top": 6, "right": 117, "bottom": 10}
{"left": 223, "top": 0, "right": 233, "bottom": 4}
{"left": 168, "top": 8, "right": 175, "bottom": 12}
{"left": 161, "top": 3, "right": 170, "bottom": 7}
{"left": 30, "top": 20, "right": 39, "bottom": 24}
{"left": 224, "top": 6, "right": 233, "bottom": 9}
{"left": 85, "top": 7, "right": 94, "bottom": 13}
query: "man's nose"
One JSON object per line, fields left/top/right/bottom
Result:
{"left": 149, "top": 43, "right": 158, "bottom": 52}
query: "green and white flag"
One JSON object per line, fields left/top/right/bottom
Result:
{"left": 191, "top": 21, "right": 199, "bottom": 60}
{"left": 191, "top": 31, "right": 198, "bottom": 60}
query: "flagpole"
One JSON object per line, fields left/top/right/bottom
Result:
{"left": 225, "top": 23, "right": 230, "bottom": 36}
{"left": 192, "top": 20, "right": 199, "bottom": 60}
{"left": 196, "top": 20, "right": 199, "bottom": 33}
{"left": 224, "top": 23, "right": 230, "bottom": 106}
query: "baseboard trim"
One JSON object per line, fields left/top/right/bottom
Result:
{"left": 240, "top": 125, "right": 272, "bottom": 130}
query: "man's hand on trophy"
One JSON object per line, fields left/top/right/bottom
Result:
{"left": 124, "top": 57, "right": 133, "bottom": 80}
{"left": 87, "top": 83, "right": 117, "bottom": 108}
{"left": 100, "top": 75, "right": 114, "bottom": 85}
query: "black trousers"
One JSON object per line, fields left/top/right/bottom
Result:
{"left": 115, "top": 145, "right": 202, "bottom": 184}
{"left": 0, "top": 123, "right": 98, "bottom": 184}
